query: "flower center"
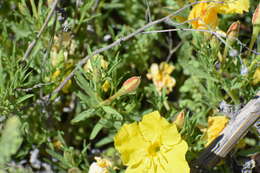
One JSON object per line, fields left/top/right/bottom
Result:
{"left": 147, "top": 142, "right": 161, "bottom": 157}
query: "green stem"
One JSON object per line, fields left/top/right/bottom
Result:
{"left": 247, "top": 27, "right": 259, "bottom": 58}
{"left": 222, "top": 45, "right": 228, "bottom": 64}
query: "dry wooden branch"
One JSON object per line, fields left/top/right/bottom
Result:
{"left": 22, "top": 0, "right": 60, "bottom": 61}
{"left": 194, "top": 91, "right": 260, "bottom": 170}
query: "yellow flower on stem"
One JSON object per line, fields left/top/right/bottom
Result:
{"left": 146, "top": 62, "right": 176, "bottom": 94}
{"left": 203, "top": 116, "right": 229, "bottom": 146}
{"left": 84, "top": 54, "right": 108, "bottom": 72}
{"left": 188, "top": 3, "right": 219, "bottom": 30}
{"left": 188, "top": 0, "right": 249, "bottom": 29}
{"left": 114, "top": 111, "right": 190, "bottom": 173}
{"left": 102, "top": 80, "right": 110, "bottom": 92}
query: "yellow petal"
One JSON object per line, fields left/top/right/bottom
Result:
{"left": 139, "top": 111, "right": 170, "bottom": 143}
{"left": 217, "top": 0, "right": 249, "bottom": 14}
{"left": 125, "top": 159, "right": 151, "bottom": 173}
{"left": 114, "top": 123, "right": 148, "bottom": 166}
{"left": 163, "top": 140, "right": 190, "bottom": 173}
{"left": 204, "top": 116, "right": 229, "bottom": 146}
{"left": 253, "top": 68, "right": 260, "bottom": 85}
{"left": 102, "top": 80, "right": 110, "bottom": 92}
{"left": 161, "top": 123, "right": 181, "bottom": 146}
{"left": 188, "top": 3, "right": 218, "bottom": 29}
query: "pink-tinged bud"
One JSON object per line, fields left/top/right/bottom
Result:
{"left": 121, "top": 76, "right": 141, "bottom": 93}
{"left": 248, "top": 4, "right": 260, "bottom": 57}
{"left": 227, "top": 21, "right": 240, "bottom": 43}
{"left": 101, "top": 76, "right": 141, "bottom": 105}
{"left": 173, "top": 111, "right": 185, "bottom": 129}
{"left": 252, "top": 4, "right": 260, "bottom": 25}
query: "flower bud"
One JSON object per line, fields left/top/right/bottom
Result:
{"left": 222, "top": 21, "right": 240, "bottom": 62}
{"left": 101, "top": 76, "right": 141, "bottom": 105}
{"left": 120, "top": 76, "right": 141, "bottom": 94}
{"left": 248, "top": 4, "right": 260, "bottom": 57}
{"left": 252, "top": 4, "right": 260, "bottom": 25}
{"left": 252, "top": 4, "right": 260, "bottom": 41}
{"left": 173, "top": 111, "right": 185, "bottom": 129}
{"left": 227, "top": 21, "right": 240, "bottom": 45}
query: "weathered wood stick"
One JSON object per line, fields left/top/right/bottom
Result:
{"left": 195, "top": 91, "right": 260, "bottom": 169}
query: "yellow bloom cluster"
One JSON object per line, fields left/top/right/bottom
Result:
{"left": 146, "top": 62, "right": 176, "bottom": 94}
{"left": 114, "top": 111, "right": 190, "bottom": 173}
{"left": 84, "top": 54, "right": 110, "bottom": 92}
{"left": 188, "top": 0, "right": 249, "bottom": 29}
{"left": 203, "top": 116, "right": 229, "bottom": 146}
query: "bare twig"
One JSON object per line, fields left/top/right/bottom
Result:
{"left": 194, "top": 91, "right": 260, "bottom": 170}
{"left": 16, "top": 82, "right": 53, "bottom": 92}
{"left": 145, "top": 0, "right": 152, "bottom": 22}
{"left": 22, "top": 0, "right": 60, "bottom": 61}
{"left": 166, "top": 41, "right": 183, "bottom": 62}
{"left": 143, "top": 28, "right": 260, "bottom": 55}
{"left": 45, "top": 1, "right": 223, "bottom": 99}
{"left": 143, "top": 28, "right": 229, "bottom": 47}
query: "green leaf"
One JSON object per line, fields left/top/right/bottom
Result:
{"left": 102, "top": 106, "right": 123, "bottom": 120}
{"left": 71, "top": 109, "right": 95, "bottom": 124}
{"left": 95, "top": 135, "right": 114, "bottom": 147}
{"left": 90, "top": 121, "right": 103, "bottom": 140}
{"left": 0, "top": 116, "right": 23, "bottom": 167}
{"left": 16, "top": 94, "right": 34, "bottom": 104}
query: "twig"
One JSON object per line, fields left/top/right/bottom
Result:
{"left": 145, "top": 0, "right": 152, "bottom": 22}
{"left": 22, "top": 0, "right": 60, "bottom": 61}
{"left": 16, "top": 82, "right": 53, "bottom": 92}
{"left": 166, "top": 41, "right": 183, "bottom": 62}
{"left": 45, "top": 1, "right": 223, "bottom": 99}
{"left": 194, "top": 91, "right": 260, "bottom": 170}
{"left": 143, "top": 28, "right": 260, "bottom": 55}
{"left": 143, "top": 28, "right": 228, "bottom": 47}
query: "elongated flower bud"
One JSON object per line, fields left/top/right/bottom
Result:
{"left": 222, "top": 21, "right": 240, "bottom": 62}
{"left": 248, "top": 4, "right": 260, "bottom": 57}
{"left": 120, "top": 76, "right": 141, "bottom": 94}
{"left": 101, "top": 76, "right": 141, "bottom": 105}
{"left": 252, "top": 4, "right": 260, "bottom": 25}
{"left": 227, "top": 21, "right": 240, "bottom": 45}
{"left": 173, "top": 111, "right": 185, "bottom": 129}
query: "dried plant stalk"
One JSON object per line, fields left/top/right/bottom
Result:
{"left": 195, "top": 91, "right": 260, "bottom": 169}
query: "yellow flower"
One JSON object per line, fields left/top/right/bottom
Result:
{"left": 188, "top": 0, "right": 249, "bottom": 29}
{"left": 146, "top": 62, "right": 176, "bottom": 94}
{"left": 114, "top": 111, "right": 190, "bottom": 173}
{"left": 188, "top": 3, "right": 219, "bottom": 29}
{"left": 253, "top": 67, "right": 260, "bottom": 85}
{"left": 102, "top": 80, "right": 110, "bottom": 92}
{"left": 84, "top": 55, "right": 108, "bottom": 72}
{"left": 203, "top": 116, "right": 229, "bottom": 146}
{"left": 88, "top": 157, "right": 112, "bottom": 173}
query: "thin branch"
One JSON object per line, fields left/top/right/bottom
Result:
{"left": 143, "top": 28, "right": 260, "bottom": 55}
{"left": 22, "top": 0, "right": 60, "bottom": 61}
{"left": 143, "top": 28, "right": 228, "bottom": 47}
{"left": 145, "top": 0, "right": 152, "bottom": 22}
{"left": 45, "top": 1, "right": 223, "bottom": 99}
{"left": 16, "top": 82, "right": 54, "bottom": 92}
{"left": 166, "top": 41, "right": 183, "bottom": 62}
